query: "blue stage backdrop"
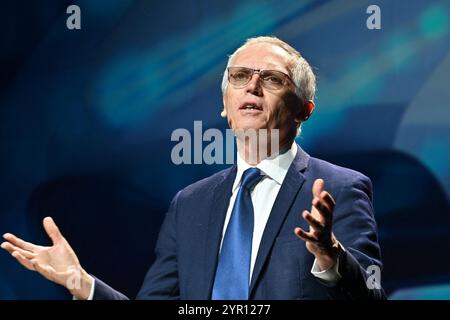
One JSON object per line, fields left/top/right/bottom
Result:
{"left": 1, "top": 0, "right": 449, "bottom": 299}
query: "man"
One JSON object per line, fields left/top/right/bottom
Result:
{"left": 1, "top": 36, "right": 385, "bottom": 299}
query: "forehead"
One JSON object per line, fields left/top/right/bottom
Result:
{"left": 231, "top": 43, "right": 291, "bottom": 73}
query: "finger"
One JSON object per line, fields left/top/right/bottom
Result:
{"left": 312, "top": 178, "right": 324, "bottom": 198}
{"left": 320, "top": 190, "right": 336, "bottom": 210}
{"left": 11, "top": 251, "right": 35, "bottom": 271}
{"left": 3, "top": 233, "right": 39, "bottom": 252}
{"left": 294, "top": 227, "right": 318, "bottom": 243}
{"left": 302, "top": 211, "right": 324, "bottom": 231}
{"left": 0, "top": 241, "right": 13, "bottom": 253}
{"left": 43, "top": 217, "right": 63, "bottom": 245}
{"left": 312, "top": 196, "right": 332, "bottom": 219}
{"left": 1, "top": 242, "right": 36, "bottom": 259}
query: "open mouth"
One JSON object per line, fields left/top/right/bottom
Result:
{"left": 239, "top": 103, "right": 263, "bottom": 111}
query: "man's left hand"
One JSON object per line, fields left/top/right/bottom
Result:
{"left": 294, "top": 178, "right": 340, "bottom": 271}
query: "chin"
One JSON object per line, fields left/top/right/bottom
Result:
{"left": 233, "top": 120, "right": 267, "bottom": 131}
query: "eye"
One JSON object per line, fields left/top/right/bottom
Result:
{"left": 264, "top": 74, "right": 283, "bottom": 85}
{"left": 231, "top": 71, "right": 250, "bottom": 81}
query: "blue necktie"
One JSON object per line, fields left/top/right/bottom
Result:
{"left": 212, "top": 167, "right": 264, "bottom": 300}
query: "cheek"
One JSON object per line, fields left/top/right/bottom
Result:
{"left": 267, "top": 101, "right": 285, "bottom": 122}
{"left": 224, "top": 93, "right": 236, "bottom": 112}
{"left": 267, "top": 101, "right": 296, "bottom": 131}
{"left": 223, "top": 95, "right": 237, "bottom": 127}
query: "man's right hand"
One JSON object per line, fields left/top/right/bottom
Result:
{"left": 1, "top": 217, "right": 93, "bottom": 299}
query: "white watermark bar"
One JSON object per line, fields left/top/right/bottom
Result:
{"left": 170, "top": 121, "right": 280, "bottom": 165}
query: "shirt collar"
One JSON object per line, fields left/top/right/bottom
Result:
{"left": 233, "top": 143, "right": 298, "bottom": 192}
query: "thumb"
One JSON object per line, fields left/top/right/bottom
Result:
{"left": 312, "top": 178, "right": 324, "bottom": 198}
{"left": 43, "top": 217, "right": 63, "bottom": 245}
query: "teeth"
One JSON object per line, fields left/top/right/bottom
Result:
{"left": 244, "top": 105, "right": 258, "bottom": 110}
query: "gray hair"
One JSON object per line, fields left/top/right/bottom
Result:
{"left": 221, "top": 36, "right": 316, "bottom": 103}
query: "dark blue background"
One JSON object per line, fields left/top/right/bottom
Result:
{"left": 1, "top": 0, "right": 450, "bottom": 299}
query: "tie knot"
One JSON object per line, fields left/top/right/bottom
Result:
{"left": 240, "top": 167, "right": 263, "bottom": 191}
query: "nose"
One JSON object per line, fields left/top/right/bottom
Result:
{"left": 245, "top": 73, "right": 263, "bottom": 96}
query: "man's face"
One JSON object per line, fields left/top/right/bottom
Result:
{"left": 223, "top": 43, "right": 302, "bottom": 145}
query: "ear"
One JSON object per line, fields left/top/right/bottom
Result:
{"left": 295, "top": 100, "right": 315, "bottom": 122}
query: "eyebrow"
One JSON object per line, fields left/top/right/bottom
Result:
{"left": 232, "top": 65, "right": 290, "bottom": 74}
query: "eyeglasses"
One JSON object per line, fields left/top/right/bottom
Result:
{"left": 227, "top": 66, "right": 295, "bottom": 90}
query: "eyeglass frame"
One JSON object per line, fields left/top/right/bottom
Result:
{"left": 227, "top": 66, "right": 297, "bottom": 90}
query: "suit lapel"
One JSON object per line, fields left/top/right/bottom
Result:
{"left": 199, "top": 165, "right": 237, "bottom": 299}
{"left": 249, "top": 146, "right": 310, "bottom": 294}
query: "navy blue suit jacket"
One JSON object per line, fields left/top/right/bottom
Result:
{"left": 94, "top": 146, "right": 385, "bottom": 299}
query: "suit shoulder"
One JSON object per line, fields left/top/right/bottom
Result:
{"left": 308, "top": 157, "right": 371, "bottom": 186}
{"left": 307, "top": 157, "right": 374, "bottom": 202}
{"left": 177, "top": 166, "right": 235, "bottom": 199}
